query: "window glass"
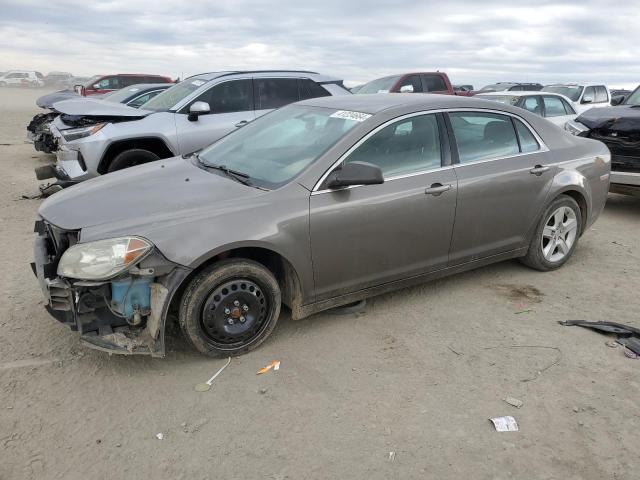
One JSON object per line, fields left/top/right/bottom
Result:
{"left": 356, "top": 75, "right": 401, "bottom": 94}
{"left": 191, "top": 79, "right": 253, "bottom": 114}
{"left": 256, "top": 78, "right": 299, "bottom": 109}
{"left": 561, "top": 98, "right": 576, "bottom": 114}
{"left": 542, "top": 85, "right": 583, "bottom": 102}
{"left": 514, "top": 119, "right": 539, "bottom": 153}
{"left": 449, "top": 112, "right": 519, "bottom": 163}
{"left": 127, "top": 92, "right": 156, "bottom": 108}
{"left": 543, "top": 96, "right": 568, "bottom": 116}
{"left": 423, "top": 74, "right": 447, "bottom": 92}
{"left": 344, "top": 114, "right": 441, "bottom": 178}
{"left": 594, "top": 86, "right": 608, "bottom": 103}
{"left": 143, "top": 78, "right": 205, "bottom": 111}
{"left": 582, "top": 86, "right": 596, "bottom": 103}
{"left": 199, "top": 105, "right": 362, "bottom": 188}
{"left": 509, "top": 85, "right": 523, "bottom": 91}
{"left": 96, "top": 77, "right": 119, "bottom": 89}
{"left": 299, "top": 79, "right": 330, "bottom": 100}
{"left": 522, "top": 96, "right": 543, "bottom": 115}
{"left": 397, "top": 75, "right": 423, "bottom": 93}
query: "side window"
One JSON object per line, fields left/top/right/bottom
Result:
{"left": 509, "top": 85, "right": 522, "bottom": 91}
{"left": 344, "top": 114, "right": 441, "bottom": 178}
{"left": 397, "top": 75, "right": 423, "bottom": 93}
{"left": 97, "top": 77, "right": 119, "bottom": 89}
{"left": 522, "top": 96, "right": 543, "bottom": 115}
{"left": 190, "top": 79, "right": 253, "bottom": 114}
{"left": 255, "top": 78, "right": 300, "bottom": 110}
{"left": 422, "top": 75, "right": 447, "bottom": 92}
{"left": 561, "top": 98, "right": 576, "bottom": 114}
{"left": 514, "top": 119, "right": 540, "bottom": 153}
{"left": 583, "top": 86, "right": 596, "bottom": 103}
{"left": 594, "top": 86, "right": 608, "bottom": 103}
{"left": 449, "top": 112, "right": 519, "bottom": 163}
{"left": 298, "top": 79, "right": 330, "bottom": 100}
{"left": 128, "top": 92, "right": 155, "bottom": 108}
{"left": 543, "top": 96, "right": 568, "bottom": 117}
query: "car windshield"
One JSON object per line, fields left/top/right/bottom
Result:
{"left": 82, "top": 75, "right": 102, "bottom": 87}
{"left": 542, "top": 85, "right": 583, "bottom": 102}
{"left": 624, "top": 87, "right": 640, "bottom": 106}
{"left": 198, "top": 105, "right": 367, "bottom": 189}
{"left": 478, "top": 84, "right": 509, "bottom": 93}
{"left": 479, "top": 94, "right": 519, "bottom": 106}
{"left": 103, "top": 86, "right": 145, "bottom": 103}
{"left": 141, "top": 78, "right": 206, "bottom": 111}
{"left": 356, "top": 75, "right": 401, "bottom": 94}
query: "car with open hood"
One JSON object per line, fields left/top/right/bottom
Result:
{"left": 28, "top": 84, "right": 172, "bottom": 156}
{"left": 33, "top": 94, "right": 610, "bottom": 358}
{"left": 36, "top": 70, "right": 349, "bottom": 188}
{"left": 565, "top": 84, "right": 640, "bottom": 196}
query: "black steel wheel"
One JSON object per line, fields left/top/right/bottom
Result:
{"left": 179, "top": 259, "right": 281, "bottom": 357}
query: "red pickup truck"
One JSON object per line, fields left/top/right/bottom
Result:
{"left": 75, "top": 74, "right": 174, "bottom": 96}
{"left": 355, "top": 72, "right": 473, "bottom": 96}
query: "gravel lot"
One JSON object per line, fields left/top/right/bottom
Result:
{"left": 1, "top": 88, "right": 639, "bottom": 480}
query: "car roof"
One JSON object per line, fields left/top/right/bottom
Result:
{"left": 478, "top": 91, "right": 564, "bottom": 97}
{"left": 544, "top": 83, "right": 606, "bottom": 88}
{"left": 121, "top": 83, "right": 172, "bottom": 90}
{"left": 185, "top": 70, "right": 342, "bottom": 83}
{"left": 298, "top": 93, "right": 531, "bottom": 115}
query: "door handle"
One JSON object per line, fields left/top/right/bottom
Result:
{"left": 530, "top": 165, "right": 550, "bottom": 176}
{"left": 235, "top": 120, "right": 249, "bottom": 128}
{"left": 425, "top": 183, "right": 452, "bottom": 196}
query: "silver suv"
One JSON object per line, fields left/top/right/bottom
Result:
{"left": 40, "top": 71, "right": 348, "bottom": 184}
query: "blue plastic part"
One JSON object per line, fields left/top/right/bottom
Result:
{"left": 110, "top": 277, "right": 152, "bottom": 318}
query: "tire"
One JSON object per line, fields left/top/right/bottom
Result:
{"left": 107, "top": 148, "right": 160, "bottom": 172}
{"left": 520, "top": 194, "right": 582, "bottom": 271}
{"left": 179, "top": 259, "right": 281, "bottom": 357}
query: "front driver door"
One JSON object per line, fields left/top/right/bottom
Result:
{"left": 174, "top": 78, "right": 255, "bottom": 155}
{"left": 309, "top": 113, "right": 458, "bottom": 302}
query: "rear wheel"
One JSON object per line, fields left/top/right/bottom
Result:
{"left": 179, "top": 259, "right": 281, "bottom": 357}
{"left": 520, "top": 195, "right": 582, "bottom": 271}
{"left": 107, "top": 148, "right": 160, "bottom": 172}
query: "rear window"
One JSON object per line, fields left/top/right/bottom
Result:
{"left": 298, "top": 79, "right": 330, "bottom": 100}
{"left": 423, "top": 74, "right": 447, "bottom": 92}
{"left": 255, "top": 78, "right": 299, "bottom": 110}
{"left": 356, "top": 75, "right": 401, "bottom": 94}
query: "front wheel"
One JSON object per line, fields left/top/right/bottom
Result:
{"left": 520, "top": 195, "right": 582, "bottom": 271}
{"left": 107, "top": 148, "right": 160, "bottom": 172}
{"left": 179, "top": 259, "right": 281, "bottom": 357}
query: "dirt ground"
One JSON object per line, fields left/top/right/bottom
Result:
{"left": 1, "top": 88, "right": 639, "bottom": 480}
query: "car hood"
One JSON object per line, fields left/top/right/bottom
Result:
{"left": 51, "top": 97, "right": 152, "bottom": 118}
{"left": 38, "top": 156, "right": 267, "bottom": 233}
{"left": 576, "top": 105, "right": 640, "bottom": 133}
{"left": 36, "top": 89, "right": 79, "bottom": 109}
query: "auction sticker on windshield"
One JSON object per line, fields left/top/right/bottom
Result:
{"left": 330, "top": 110, "right": 372, "bottom": 122}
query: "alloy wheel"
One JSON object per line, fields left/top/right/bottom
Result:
{"left": 541, "top": 206, "right": 578, "bottom": 262}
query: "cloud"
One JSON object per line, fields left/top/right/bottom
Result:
{"left": 0, "top": 0, "right": 639, "bottom": 88}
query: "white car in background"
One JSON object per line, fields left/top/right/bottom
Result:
{"left": 476, "top": 91, "right": 577, "bottom": 128}
{"left": 541, "top": 84, "right": 611, "bottom": 114}
{"left": 0, "top": 70, "right": 44, "bottom": 87}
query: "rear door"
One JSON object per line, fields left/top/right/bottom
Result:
{"left": 174, "top": 78, "right": 255, "bottom": 154}
{"left": 253, "top": 77, "right": 300, "bottom": 119}
{"left": 446, "top": 110, "right": 555, "bottom": 265}
{"left": 309, "top": 113, "right": 457, "bottom": 301}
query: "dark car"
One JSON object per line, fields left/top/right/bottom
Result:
{"left": 75, "top": 74, "right": 174, "bottom": 96}
{"left": 33, "top": 94, "right": 610, "bottom": 357}
{"left": 565, "top": 84, "right": 640, "bottom": 196}
{"left": 476, "top": 82, "right": 543, "bottom": 93}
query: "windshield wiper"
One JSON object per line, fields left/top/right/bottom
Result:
{"left": 194, "top": 155, "right": 251, "bottom": 186}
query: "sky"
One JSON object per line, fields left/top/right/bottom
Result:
{"left": 1, "top": 0, "right": 639, "bottom": 89}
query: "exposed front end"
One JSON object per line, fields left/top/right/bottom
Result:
{"left": 32, "top": 218, "right": 189, "bottom": 356}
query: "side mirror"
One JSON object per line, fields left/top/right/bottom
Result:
{"left": 582, "top": 96, "right": 593, "bottom": 104}
{"left": 326, "top": 161, "right": 384, "bottom": 189}
{"left": 188, "top": 101, "right": 210, "bottom": 121}
{"left": 611, "top": 95, "right": 625, "bottom": 106}
{"left": 399, "top": 85, "right": 414, "bottom": 93}
{"left": 93, "top": 83, "right": 101, "bottom": 89}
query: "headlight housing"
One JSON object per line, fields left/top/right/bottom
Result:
{"left": 564, "top": 120, "right": 590, "bottom": 137}
{"left": 61, "top": 123, "right": 107, "bottom": 142}
{"left": 57, "top": 237, "right": 152, "bottom": 280}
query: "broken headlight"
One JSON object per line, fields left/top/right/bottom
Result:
{"left": 57, "top": 237, "right": 152, "bottom": 280}
{"left": 61, "top": 123, "right": 107, "bottom": 142}
{"left": 564, "top": 120, "right": 590, "bottom": 137}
